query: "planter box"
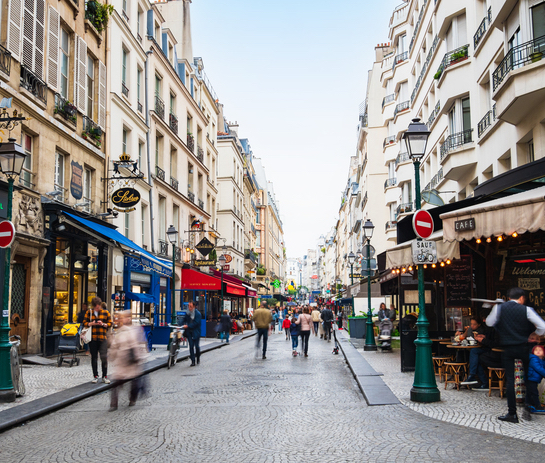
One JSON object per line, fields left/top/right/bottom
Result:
{"left": 348, "top": 317, "right": 367, "bottom": 339}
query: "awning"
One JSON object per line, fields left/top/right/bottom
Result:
{"left": 246, "top": 288, "right": 257, "bottom": 298}
{"left": 181, "top": 268, "right": 221, "bottom": 290}
{"left": 125, "top": 291, "right": 156, "bottom": 304}
{"left": 225, "top": 282, "right": 246, "bottom": 297}
{"left": 441, "top": 185, "right": 545, "bottom": 242}
{"left": 340, "top": 297, "right": 353, "bottom": 305}
{"left": 386, "top": 230, "right": 460, "bottom": 269}
{"left": 63, "top": 212, "right": 172, "bottom": 276}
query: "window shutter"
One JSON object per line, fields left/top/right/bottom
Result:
{"left": 22, "top": 0, "right": 36, "bottom": 71}
{"left": 98, "top": 60, "right": 106, "bottom": 129}
{"left": 74, "top": 34, "right": 78, "bottom": 104}
{"left": 47, "top": 6, "right": 59, "bottom": 91}
{"left": 76, "top": 35, "right": 87, "bottom": 113}
{"left": 7, "top": 0, "right": 23, "bottom": 61}
{"left": 34, "top": 0, "right": 45, "bottom": 79}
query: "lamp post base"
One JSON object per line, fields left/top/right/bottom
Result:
{"left": 410, "top": 386, "right": 441, "bottom": 403}
{"left": 364, "top": 345, "right": 377, "bottom": 351}
{"left": 0, "top": 389, "right": 16, "bottom": 403}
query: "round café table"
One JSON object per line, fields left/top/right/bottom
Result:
{"left": 447, "top": 344, "right": 481, "bottom": 364}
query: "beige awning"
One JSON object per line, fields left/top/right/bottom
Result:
{"left": 386, "top": 230, "right": 460, "bottom": 269}
{"left": 441, "top": 186, "right": 545, "bottom": 242}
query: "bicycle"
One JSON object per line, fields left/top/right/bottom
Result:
{"left": 9, "top": 335, "right": 25, "bottom": 397}
{"left": 167, "top": 324, "right": 185, "bottom": 369}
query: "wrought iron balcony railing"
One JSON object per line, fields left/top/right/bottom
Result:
{"left": 54, "top": 93, "right": 77, "bottom": 124}
{"left": 158, "top": 240, "right": 168, "bottom": 256}
{"left": 137, "top": 101, "right": 143, "bottom": 113}
{"left": 408, "top": 0, "right": 428, "bottom": 54}
{"left": 426, "top": 101, "right": 441, "bottom": 129}
{"left": 156, "top": 165, "right": 165, "bottom": 181}
{"left": 197, "top": 146, "right": 204, "bottom": 163}
{"left": 382, "top": 93, "right": 395, "bottom": 109}
{"left": 477, "top": 104, "right": 497, "bottom": 137}
{"left": 245, "top": 249, "right": 257, "bottom": 264}
{"left": 384, "top": 178, "right": 398, "bottom": 189}
{"left": 383, "top": 135, "right": 396, "bottom": 149}
{"left": 411, "top": 35, "right": 440, "bottom": 104}
{"left": 394, "top": 100, "right": 410, "bottom": 118}
{"left": 493, "top": 35, "right": 545, "bottom": 90}
{"left": 121, "top": 82, "right": 129, "bottom": 97}
{"left": 434, "top": 45, "right": 470, "bottom": 80}
{"left": 396, "top": 202, "right": 413, "bottom": 216}
{"left": 188, "top": 191, "right": 195, "bottom": 203}
{"left": 440, "top": 129, "right": 473, "bottom": 160}
{"left": 169, "top": 113, "right": 178, "bottom": 134}
{"left": 82, "top": 116, "right": 102, "bottom": 146}
{"left": 171, "top": 176, "right": 178, "bottom": 191}
{"left": 20, "top": 65, "right": 47, "bottom": 104}
{"left": 187, "top": 134, "right": 195, "bottom": 152}
{"left": 198, "top": 199, "right": 204, "bottom": 210}
{"left": 392, "top": 51, "right": 408, "bottom": 71}
{"left": 385, "top": 220, "right": 397, "bottom": 231}
{"left": 155, "top": 93, "right": 165, "bottom": 120}
{"left": 0, "top": 44, "right": 11, "bottom": 76}
{"left": 474, "top": 7, "right": 492, "bottom": 49}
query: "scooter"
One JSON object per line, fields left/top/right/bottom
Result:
{"left": 167, "top": 324, "right": 186, "bottom": 369}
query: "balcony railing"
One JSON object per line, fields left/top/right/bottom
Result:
{"left": 394, "top": 100, "right": 410, "bottom": 118}
{"left": 169, "top": 113, "right": 178, "bottom": 134}
{"left": 362, "top": 191, "right": 368, "bottom": 209}
{"left": 423, "top": 168, "right": 445, "bottom": 192}
{"left": 385, "top": 220, "right": 397, "bottom": 231}
{"left": 396, "top": 202, "right": 414, "bottom": 216}
{"left": 426, "top": 101, "right": 441, "bottom": 129}
{"left": 411, "top": 35, "right": 439, "bottom": 104}
{"left": 188, "top": 191, "right": 195, "bottom": 202}
{"left": 0, "top": 45, "right": 11, "bottom": 76}
{"left": 245, "top": 249, "right": 257, "bottom": 264}
{"left": 434, "top": 45, "right": 470, "bottom": 80}
{"left": 492, "top": 35, "right": 545, "bottom": 90}
{"left": 251, "top": 224, "right": 256, "bottom": 235}
{"left": 122, "top": 10, "right": 129, "bottom": 22}
{"left": 362, "top": 153, "right": 368, "bottom": 171}
{"left": 383, "top": 135, "right": 396, "bottom": 148}
{"left": 440, "top": 129, "right": 473, "bottom": 161}
{"left": 198, "top": 199, "right": 204, "bottom": 210}
{"left": 171, "top": 176, "right": 178, "bottom": 191}
{"left": 197, "top": 145, "right": 204, "bottom": 163}
{"left": 408, "top": 0, "right": 428, "bottom": 54}
{"left": 187, "top": 134, "right": 195, "bottom": 153}
{"left": 54, "top": 93, "right": 77, "bottom": 124}
{"left": 154, "top": 93, "right": 165, "bottom": 120}
{"left": 121, "top": 82, "right": 129, "bottom": 97}
{"left": 474, "top": 7, "right": 492, "bottom": 49}
{"left": 156, "top": 165, "right": 165, "bottom": 181}
{"left": 82, "top": 116, "right": 102, "bottom": 146}
{"left": 392, "top": 51, "right": 408, "bottom": 71}
{"left": 137, "top": 101, "right": 143, "bottom": 113}
{"left": 384, "top": 178, "right": 398, "bottom": 189}
{"left": 20, "top": 65, "right": 47, "bottom": 104}
{"left": 477, "top": 104, "right": 497, "bottom": 137}
{"left": 382, "top": 93, "right": 395, "bottom": 109}
{"left": 175, "top": 246, "right": 182, "bottom": 263}
{"left": 395, "top": 151, "right": 410, "bottom": 167}
{"left": 158, "top": 240, "right": 168, "bottom": 257}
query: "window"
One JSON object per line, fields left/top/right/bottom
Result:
{"left": 83, "top": 168, "right": 91, "bottom": 212}
{"left": 529, "top": 139, "right": 535, "bottom": 163}
{"left": 60, "top": 28, "right": 70, "bottom": 99}
{"left": 170, "top": 93, "right": 175, "bottom": 115}
{"left": 122, "top": 129, "right": 128, "bottom": 154}
{"left": 138, "top": 141, "right": 144, "bottom": 171}
{"left": 398, "top": 34, "right": 407, "bottom": 54}
{"left": 462, "top": 97, "right": 471, "bottom": 134}
{"left": 137, "top": 68, "right": 142, "bottom": 109}
{"left": 20, "top": 133, "right": 33, "bottom": 188}
{"left": 155, "top": 135, "right": 161, "bottom": 167}
{"left": 155, "top": 75, "right": 161, "bottom": 97}
{"left": 55, "top": 152, "right": 65, "bottom": 193}
{"left": 141, "top": 204, "right": 147, "bottom": 247}
{"left": 124, "top": 212, "right": 130, "bottom": 238}
{"left": 86, "top": 56, "right": 94, "bottom": 119}
{"left": 532, "top": 2, "right": 545, "bottom": 40}
{"left": 122, "top": 48, "right": 129, "bottom": 96}
{"left": 446, "top": 13, "right": 467, "bottom": 50}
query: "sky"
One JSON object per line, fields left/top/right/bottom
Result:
{"left": 191, "top": 0, "right": 400, "bottom": 258}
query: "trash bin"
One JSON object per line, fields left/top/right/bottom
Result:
{"left": 348, "top": 317, "right": 367, "bottom": 339}
{"left": 401, "top": 330, "right": 417, "bottom": 372}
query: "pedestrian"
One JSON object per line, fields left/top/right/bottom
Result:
{"left": 526, "top": 345, "right": 545, "bottom": 414}
{"left": 486, "top": 287, "right": 545, "bottom": 423}
{"left": 336, "top": 310, "right": 343, "bottom": 330}
{"left": 290, "top": 313, "right": 300, "bottom": 356}
{"left": 181, "top": 301, "right": 202, "bottom": 366}
{"left": 282, "top": 316, "right": 291, "bottom": 340}
{"left": 272, "top": 309, "right": 278, "bottom": 333}
{"left": 108, "top": 310, "right": 145, "bottom": 411}
{"left": 77, "top": 302, "right": 89, "bottom": 354}
{"left": 311, "top": 306, "right": 321, "bottom": 336}
{"left": 253, "top": 300, "right": 273, "bottom": 359}
{"left": 219, "top": 309, "right": 232, "bottom": 344}
{"left": 83, "top": 296, "right": 112, "bottom": 384}
{"left": 295, "top": 307, "right": 314, "bottom": 357}
{"left": 321, "top": 305, "right": 334, "bottom": 342}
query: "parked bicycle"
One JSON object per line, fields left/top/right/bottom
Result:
{"left": 167, "top": 324, "right": 186, "bottom": 369}
{"left": 9, "top": 335, "right": 25, "bottom": 396}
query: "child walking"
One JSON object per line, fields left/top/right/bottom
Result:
{"left": 527, "top": 345, "right": 545, "bottom": 414}
{"left": 282, "top": 317, "right": 291, "bottom": 340}
{"left": 290, "top": 314, "right": 299, "bottom": 356}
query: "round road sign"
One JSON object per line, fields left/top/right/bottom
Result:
{"left": 0, "top": 221, "right": 16, "bottom": 248}
{"left": 412, "top": 210, "right": 434, "bottom": 239}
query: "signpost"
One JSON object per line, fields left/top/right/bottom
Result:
{"left": 412, "top": 210, "right": 434, "bottom": 239}
{"left": 0, "top": 221, "right": 15, "bottom": 248}
{"left": 411, "top": 240, "right": 437, "bottom": 264}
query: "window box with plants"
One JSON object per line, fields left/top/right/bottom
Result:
{"left": 449, "top": 46, "right": 469, "bottom": 65}
{"left": 54, "top": 95, "right": 77, "bottom": 124}
{"left": 82, "top": 126, "right": 103, "bottom": 148}
{"left": 85, "top": 1, "right": 114, "bottom": 35}
{"left": 256, "top": 265, "right": 266, "bottom": 276}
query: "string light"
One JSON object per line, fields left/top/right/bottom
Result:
{"left": 402, "top": 267, "right": 406, "bottom": 273}
{"left": 497, "top": 236, "right": 503, "bottom": 242}
{"left": 446, "top": 259, "right": 451, "bottom": 265}
{"left": 408, "top": 266, "right": 413, "bottom": 271}
{"left": 440, "top": 262, "right": 445, "bottom": 267}
{"left": 423, "top": 264, "right": 427, "bottom": 269}
{"left": 432, "top": 263, "right": 436, "bottom": 268}
{"left": 476, "top": 238, "right": 481, "bottom": 244}
{"left": 486, "top": 237, "right": 492, "bottom": 243}
{"left": 512, "top": 232, "right": 518, "bottom": 238}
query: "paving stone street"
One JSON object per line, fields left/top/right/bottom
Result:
{"left": 1, "top": 333, "right": 543, "bottom": 463}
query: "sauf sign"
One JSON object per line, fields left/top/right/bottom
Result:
{"left": 412, "top": 240, "right": 437, "bottom": 264}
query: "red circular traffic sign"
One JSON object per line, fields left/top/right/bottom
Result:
{"left": 0, "top": 221, "right": 15, "bottom": 248}
{"left": 412, "top": 210, "right": 434, "bottom": 239}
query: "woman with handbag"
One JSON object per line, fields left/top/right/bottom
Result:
{"left": 295, "top": 307, "right": 315, "bottom": 357}
{"left": 108, "top": 310, "right": 145, "bottom": 411}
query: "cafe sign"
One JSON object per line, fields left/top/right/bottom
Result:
{"left": 454, "top": 218, "right": 475, "bottom": 232}
{"left": 412, "top": 240, "right": 437, "bottom": 264}
{"left": 112, "top": 187, "right": 141, "bottom": 212}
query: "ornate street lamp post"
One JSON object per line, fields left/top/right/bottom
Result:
{"left": 218, "top": 254, "right": 226, "bottom": 313}
{"left": 0, "top": 139, "right": 27, "bottom": 403}
{"left": 348, "top": 251, "right": 356, "bottom": 317}
{"left": 363, "top": 219, "right": 377, "bottom": 351}
{"left": 166, "top": 225, "right": 178, "bottom": 325}
{"left": 402, "top": 118, "right": 440, "bottom": 403}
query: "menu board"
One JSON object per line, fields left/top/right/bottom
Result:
{"left": 446, "top": 255, "right": 472, "bottom": 307}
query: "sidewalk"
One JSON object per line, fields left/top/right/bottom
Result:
{"left": 0, "top": 331, "right": 255, "bottom": 432}
{"left": 350, "top": 339, "right": 545, "bottom": 444}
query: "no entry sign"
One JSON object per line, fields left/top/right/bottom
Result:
{"left": 0, "top": 220, "right": 16, "bottom": 248}
{"left": 412, "top": 210, "right": 434, "bottom": 239}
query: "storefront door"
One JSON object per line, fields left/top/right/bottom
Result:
{"left": 10, "top": 256, "right": 31, "bottom": 353}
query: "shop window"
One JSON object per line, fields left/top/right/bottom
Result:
{"left": 54, "top": 238, "right": 70, "bottom": 331}
{"left": 532, "top": 2, "right": 545, "bottom": 40}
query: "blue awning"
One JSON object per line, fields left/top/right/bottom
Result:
{"left": 125, "top": 291, "right": 157, "bottom": 304}
{"left": 64, "top": 212, "right": 172, "bottom": 276}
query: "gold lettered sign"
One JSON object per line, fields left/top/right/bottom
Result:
{"left": 111, "top": 188, "right": 141, "bottom": 210}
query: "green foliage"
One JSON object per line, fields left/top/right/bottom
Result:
{"left": 86, "top": 1, "right": 114, "bottom": 33}
{"left": 266, "top": 298, "right": 278, "bottom": 307}
{"left": 209, "top": 249, "right": 217, "bottom": 262}
{"left": 434, "top": 70, "right": 442, "bottom": 80}
{"left": 256, "top": 265, "right": 266, "bottom": 276}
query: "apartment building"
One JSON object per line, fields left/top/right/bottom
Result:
{"left": 241, "top": 139, "right": 258, "bottom": 279}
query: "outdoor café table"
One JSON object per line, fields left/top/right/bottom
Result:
{"left": 491, "top": 348, "right": 504, "bottom": 352}
{"left": 447, "top": 344, "right": 481, "bottom": 364}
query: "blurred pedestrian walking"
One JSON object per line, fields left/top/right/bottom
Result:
{"left": 182, "top": 301, "right": 202, "bottom": 366}
{"left": 253, "top": 300, "right": 273, "bottom": 359}
{"left": 219, "top": 309, "right": 232, "bottom": 344}
{"left": 295, "top": 307, "right": 314, "bottom": 357}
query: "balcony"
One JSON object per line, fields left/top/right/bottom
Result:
{"left": 434, "top": 45, "right": 469, "bottom": 81}
{"left": 382, "top": 93, "right": 395, "bottom": 109}
{"left": 385, "top": 220, "right": 397, "bottom": 231}
{"left": 122, "top": 9, "right": 129, "bottom": 22}
{"left": 169, "top": 113, "right": 178, "bottom": 134}
{"left": 396, "top": 202, "right": 414, "bottom": 216}
{"left": 121, "top": 82, "right": 129, "bottom": 98}
{"left": 198, "top": 199, "right": 204, "bottom": 210}
{"left": 426, "top": 101, "right": 441, "bottom": 129}
{"left": 154, "top": 94, "right": 165, "bottom": 120}
{"left": 395, "top": 151, "right": 410, "bottom": 168}
{"left": 245, "top": 249, "right": 257, "bottom": 265}
{"left": 394, "top": 100, "right": 410, "bottom": 118}
{"left": 423, "top": 168, "right": 444, "bottom": 193}
{"left": 188, "top": 191, "right": 195, "bottom": 203}
{"left": 197, "top": 146, "right": 204, "bottom": 163}
{"left": 187, "top": 134, "right": 195, "bottom": 153}
{"left": 440, "top": 129, "right": 473, "bottom": 161}
{"left": 392, "top": 51, "right": 408, "bottom": 71}
{"left": 477, "top": 105, "right": 497, "bottom": 138}
{"left": 383, "top": 135, "right": 396, "bottom": 149}
{"left": 54, "top": 93, "right": 77, "bottom": 124}
{"left": 408, "top": 0, "right": 428, "bottom": 54}
{"left": 20, "top": 65, "right": 47, "bottom": 105}
{"left": 158, "top": 240, "right": 168, "bottom": 257}
{"left": 384, "top": 178, "right": 397, "bottom": 189}
{"left": 0, "top": 45, "right": 11, "bottom": 76}
{"left": 155, "top": 166, "right": 165, "bottom": 181}
{"left": 411, "top": 35, "right": 440, "bottom": 104}
{"left": 82, "top": 116, "right": 102, "bottom": 147}
{"left": 175, "top": 247, "right": 182, "bottom": 263}
{"left": 170, "top": 176, "right": 178, "bottom": 191}
{"left": 492, "top": 35, "right": 545, "bottom": 125}
{"left": 362, "top": 191, "right": 368, "bottom": 209}
{"left": 137, "top": 101, "right": 143, "bottom": 113}
{"left": 473, "top": 8, "right": 492, "bottom": 49}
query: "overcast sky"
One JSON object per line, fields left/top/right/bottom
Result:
{"left": 191, "top": 0, "right": 400, "bottom": 258}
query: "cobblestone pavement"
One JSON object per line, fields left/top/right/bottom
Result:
{"left": 355, "top": 341, "right": 545, "bottom": 444}
{"left": 0, "top": 338, "right": 218, "bottom": 412}
{"left": 1, "top": 332, "right": 543, "bottom": 462}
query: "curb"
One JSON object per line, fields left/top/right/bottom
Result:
{"left": 336, "top": 330, "right": 400, "bottom": 406}
{"left": 0, "top": 330, "right": 257, "bottom": 433}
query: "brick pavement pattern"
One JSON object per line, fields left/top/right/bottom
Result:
{"left": 1, "top": 332, "right": 543, "bottom": 462}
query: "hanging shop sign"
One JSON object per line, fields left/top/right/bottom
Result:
{"left": 70, "top": 161, "right": 83, "bottom": 200}
{"left": 454, "top": 218, "right": 476, "bottom": 232}
{"left": 194, "top": 259, "right": 216, "bottom": 267}
{"left": 224, "top": 254, "right": 233, "bottom": 264}
{"left": 111, "top": 187, "right": 141, "bottom": 211}
{"left": 195, "top": 237, "right": 214, "bottom": 256}
{"left": 411, "top": 240, "right": 437, "bottom": 264}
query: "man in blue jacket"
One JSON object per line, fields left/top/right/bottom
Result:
{"left": 182, "top": 301, "right": 202, "bottom": 367}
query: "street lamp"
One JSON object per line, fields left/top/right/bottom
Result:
{"left": 166, "top": 225, "right": 178, "bottom": 325}
{"left": 0, "top": 139, "right": 27, "bottom": 403}
{"left": 363, "top": 219, "right": 376, "bottom": 351}
{"left": 218, "top": 254, "right": 226, "bottom": 313}
{"left": 402, "top": 118, "right": 440, "bottom": 403}
{"left": 348, "top": 252, "right": 356, "bottom": 286}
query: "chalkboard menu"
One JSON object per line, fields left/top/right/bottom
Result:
{"left": 446, "top": 255, "right": 472, "bottom": 307}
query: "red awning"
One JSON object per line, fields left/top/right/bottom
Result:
{"left": 181, "top": 268, "right": 221, "bottom": 290}
{"left": 247, "top": 288, "right": 257, "bottom": 298}
{"left": 225, "top": 283, "right": 246, "bottom": 297}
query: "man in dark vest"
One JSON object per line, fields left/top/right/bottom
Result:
{"left": 486, "top": 287, "right": 545, "bottom": 423}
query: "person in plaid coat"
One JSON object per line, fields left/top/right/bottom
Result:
{"left": 83, "top": 296, "right": 112, "bottom": 383}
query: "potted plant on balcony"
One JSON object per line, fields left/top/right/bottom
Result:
{"left": 450, "top": 47, "right": 468, "bottom": 65}
{"left": 256, "top": 265, "right": 266, "bottom": 276}
{"left": 530, "top": 51, "right": 543, "bottom": 63}
{"left": 85, "top": 1, "right": 114, "bottom": 34}
{"left": 54, "top": 100, "right": 77, "bottom": 123}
